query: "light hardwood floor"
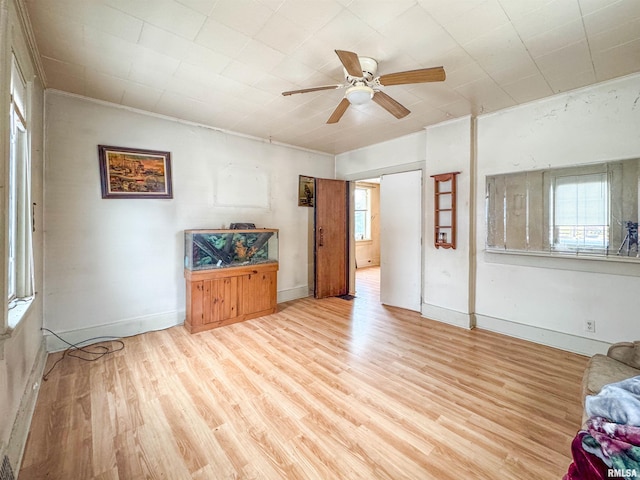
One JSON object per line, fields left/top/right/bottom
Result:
{"left": 21, "top": 267, "right": 587, "bottom": 479}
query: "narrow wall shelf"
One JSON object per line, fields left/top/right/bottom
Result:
{"left": 431, "top": 171, "right": 460, "bottom": 249}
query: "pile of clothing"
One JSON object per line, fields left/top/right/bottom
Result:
{"left": 564, "top": 376, "right": 640, "bottom": 479}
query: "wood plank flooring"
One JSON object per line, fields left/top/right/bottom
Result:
{"left": 20, "top": 267, "right": 588, "bottom": 479}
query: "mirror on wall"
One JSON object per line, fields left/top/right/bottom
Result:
{"left": 486, "top": 158, "right": 640, "bottom": 259}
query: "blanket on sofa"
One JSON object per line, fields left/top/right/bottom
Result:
{"left": 564, "top": 376, "right": 640, "bottom": 480}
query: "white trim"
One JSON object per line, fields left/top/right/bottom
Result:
{"left": 46, "top": 89, "right": 334, "bottom": 157}
{"left": 7, "top": 337, "right": 47, "bottom": 474}
{"left": 13, "top": 0, "right": 46, "bottom": 84}
{"left": 277, "top": 286, "right": 310, "bottom": 303}
{"left": 484, "top": 249, "right": 640, "bottom": 277}
{"left": 421, "top": 303, "right": 474, "bottom": 329}
{"left": 339, "top": 161, "right": 425, "bottom": 182}
{"left": 44, "top": 310, "right": 184, "bottom": 352}
{"left": 475, "top": 314, "right": 610, "bottom": 356}
{"left": 44, "top": 287, "right": 311, "bottom": 351}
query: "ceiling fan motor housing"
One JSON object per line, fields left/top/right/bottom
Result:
{"left": 344, "top": 56, "right": 378, "bottom": 83}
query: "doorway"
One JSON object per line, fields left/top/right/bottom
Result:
{"left": 354, "top": 178, "right": 382, "bottom": 303}
{"left": 354, "top": 179, "right": 381, "bottom": 270}
{"left": 352, "top": 170, "right": 423, "bottom": 312}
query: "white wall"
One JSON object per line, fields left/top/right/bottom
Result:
{"left": 336, "top": 131, "right": 425, "bottom": 180}
{"left": 337, "top": 118, "right": 475, "bottom": 328}
{"left": 424, "top": 116, "right": 473, "bottom": 328}
{"left": 336, "top": 130, "right": 427, "bottom": 296}
{"left": 475, "top": 73, "right": 640, "bottom": 354}
{"left": 337, "top": 73, "right": 640, "bottom": 356}
{"left": 0, "top": 0, "right": 47, "bottom": 473}
{"left": 44, "top": 92, "right": 334, "bottom": 349}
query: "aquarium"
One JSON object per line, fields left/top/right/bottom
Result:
{"left": 184, "top": 228, "right": 279, "bottom": 271}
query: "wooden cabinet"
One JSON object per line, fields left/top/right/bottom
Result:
{"left": 242, "top": 269, "right": 277, "bottom": 314}
{"left": 431, "top": 172, "right": 460, "bottom": 249}
{"left": 184, "top": 262, "right": 278, "bottom": 333}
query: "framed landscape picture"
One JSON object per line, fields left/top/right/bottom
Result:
{"left": 298, "top": 175, "right": 315, "bottom": 207}
{"left": 98, "top": 145, "right": 173, "bottom": 199}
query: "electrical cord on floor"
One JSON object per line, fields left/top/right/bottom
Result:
{"left": 41, "top": 328, "right": 125, "bottom": 381}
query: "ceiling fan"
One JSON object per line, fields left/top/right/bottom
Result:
{"left": 282, "top": 50, "right": 446, "bottom": 124}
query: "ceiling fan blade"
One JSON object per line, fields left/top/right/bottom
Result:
{"left": 282, "top": 84, "right": 343, "bottom": 96}
{"left": 335, "top": 50, "right": 363, "bottom": 77}
{"left": 372, "top": 91, "right": 410, "bottom": 119}
{"left": 326, "top": 98, "right": 350, "bottom": 124}
{"left": 379, "top": 66, "right": 446, "bottom": 86}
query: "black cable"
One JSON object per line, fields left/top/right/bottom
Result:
{"left": 41, "top": 328, "right": 125, "bottom": 381}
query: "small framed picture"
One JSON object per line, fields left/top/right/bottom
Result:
{"left": 298, "top": 175, "right": 315, "bottom": 207}
{"left": 98, "top": 145, "right": 173, "bottom": 199}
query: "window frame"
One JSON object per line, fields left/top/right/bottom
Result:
{"left": 6, "top": 53, "right": 35, "bottom": 329}
{"left": 354, "top": 186, "right": 372, "bottom": 242}
{"left": 485, "top": 160, "right": 632, "bottom": 260}
{"left": 549, "top": 171, "right": 610, "bottom": 254}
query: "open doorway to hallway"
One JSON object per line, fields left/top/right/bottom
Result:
{"left": 354, "top": 178, "right": 381, "bottom": 297}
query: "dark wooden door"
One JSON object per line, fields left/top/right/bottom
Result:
{"left": 314, "top": 178, "right": 348, "bottom": 298}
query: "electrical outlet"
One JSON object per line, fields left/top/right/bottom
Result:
{"left": 585, "top": 320, "right": 596, "bottom": 333}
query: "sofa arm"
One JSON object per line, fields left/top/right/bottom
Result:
{"left": 607, "top": 341, "right": 640, "bottom": 369}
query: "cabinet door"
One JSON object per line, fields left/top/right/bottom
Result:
{"left": 207, "top": 277, "right": 239, "bottom": 324}
{"left": 242, "top": 271, "right": 276, "bottom": 314}
{"left": 187, "top": 280, "right": 206, "bottom": 328}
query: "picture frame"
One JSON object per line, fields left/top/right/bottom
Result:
{"left": 98, "top": 145, "right": 173, "bottom": 199}
{"left": 298, "top": 175, "right": 315, "bottom": 207}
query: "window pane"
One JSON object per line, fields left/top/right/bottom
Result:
{"left": 8, "top": 112, "right": 19, "bottom": 300}
{"left": 554, "top": 173, "right": 608, "bottom": 250}
{"left": 355, "top": 211, "right": 365, "bottom": 240}
{"left": 355, "top": 188, "right": 368, "bottom": 210}
{"left": 354, "top": 187, "right": 371, "bottom": 241}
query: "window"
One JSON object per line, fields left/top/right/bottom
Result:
{"left": 552, "top": 173, "right": 609, "bottom": 253}
{"left": 7, "top": 54, "right": 34, "bottom": 325}
{"left": 354, "top": 187, "right": 371, "bottom": 241}
{"left": 486, "top": 159, "right": 637, "bottom": 259}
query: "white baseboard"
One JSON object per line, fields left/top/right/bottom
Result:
{"left": 8, "top": 337, "right": 47, "bottom": 475}
{"left": 44, "top": 310, "right": 185, "bottom": 352}
{"left": 277, "top": 286, "right": 310, "bottom": 303}
{"left": 475, "top": 314, "right": 611, "bottom": 356}
{"left": 421, "top": 303, "right": 474, "bottom": 329}
{"left": 44, "top": 286, "right": 312, "bottom": 352}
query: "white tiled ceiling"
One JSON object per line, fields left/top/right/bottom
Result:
{"left": 23, "top": 0, "right": 640, "bottom": 154}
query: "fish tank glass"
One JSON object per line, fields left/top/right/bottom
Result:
{"left": 185, "top": 229, "right": 278, "bottom": 271}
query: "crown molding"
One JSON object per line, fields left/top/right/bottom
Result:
{"left": 13, "top": 0, "right": 46, "bottom": 85}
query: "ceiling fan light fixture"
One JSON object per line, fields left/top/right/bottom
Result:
{"left": 345, "top": 85, "right": 374, "bottom": 105}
